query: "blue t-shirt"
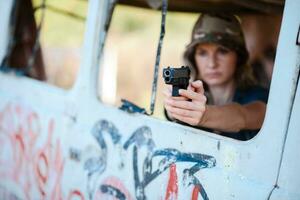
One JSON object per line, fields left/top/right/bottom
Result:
{"left": 220, "top": 86, "right": 269, "bottom": 140}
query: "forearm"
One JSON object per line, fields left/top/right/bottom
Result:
{"left": 199, "top": 102, "right": 266, "bottom": 133}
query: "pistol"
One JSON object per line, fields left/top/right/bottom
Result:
{"left": 163, "top": 66, "right": 191, "bottom": 96}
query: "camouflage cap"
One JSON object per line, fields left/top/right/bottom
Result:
{"left": 184, "top": 13, "right": 249, "bottom": 76}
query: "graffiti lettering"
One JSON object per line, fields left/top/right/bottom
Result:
{"left": 1, "top": 104, "right": 216, "bottom": 200}
{"left": 0, "top": 103, "right": 84, "bottom": 200}
{"left": 86, "top": 119, "right": 216, "bottom": 200}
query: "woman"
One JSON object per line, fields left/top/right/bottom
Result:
{"left": 164, "top": 13, "right": 268, "bottom": 140}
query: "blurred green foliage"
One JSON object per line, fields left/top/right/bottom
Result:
{"left": 31, "top": 0, "right": 197, "bottom": 47}
{"left": 110, "top": 5, "right": 197, "bottom": 38}
{"left": 104, "top": 5, "right": 198, "bottom": 117}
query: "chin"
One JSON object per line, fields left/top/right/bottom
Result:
{"left": 204, "top": 79, "right": 225, "bottom": 87}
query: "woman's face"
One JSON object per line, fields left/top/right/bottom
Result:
{"left": 194, "top": 43, "right": 238, "bottom": 87}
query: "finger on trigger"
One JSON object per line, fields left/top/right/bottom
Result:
{"left": 187, "top": 84, "right": 195, "bottom": 92}
{"left": 191, "top": 80, "right": 204, "bottom": 94}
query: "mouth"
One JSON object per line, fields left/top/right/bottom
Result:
{"left": 205, "top": 72, "right": 222, "bottom": 79}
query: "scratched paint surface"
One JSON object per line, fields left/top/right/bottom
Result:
{"left": 0, "top": 102, "right": 216, "bottom": 200}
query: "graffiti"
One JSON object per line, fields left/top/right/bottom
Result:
{"left": 85, "top": 119, "right": 216, "bottom": 200}
{"left": 0, "top": 103, "right": 216, "bottom": 199}
{"left": 67, "top": 190, "right": 85, "bottom": 200}
{"left": 100, "top": 185, "right": 126, "bottom": 200}
{"left": 84, "top": 120, "right": 122, "bottom": 199}
{"left": 0, "top": 103, "right": 84, "bottom": 200}
{"left": 96, "top": 177, "right": 133, "bottom": 200}
{"left": 165, "top": 164, "right": 178, "bottom": 200}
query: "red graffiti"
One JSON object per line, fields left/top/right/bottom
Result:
{"left": 192, "top": 186, "right": 200, "bottom": 200}
{"left": 0, "top": 103, "right": 84, "bottom": 200}
{"left": 68, "top": 190, "right": 85, "bottom": 200}
{"left": 165, "top": 164, "right": 178, "bottom": 200}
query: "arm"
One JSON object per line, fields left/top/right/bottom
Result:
{"left": 200, "top": 102, "right": 266, "bottom": 132}
{"left": 164, "top": 81, "right": 266, "bottom": 133}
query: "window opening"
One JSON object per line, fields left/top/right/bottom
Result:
{"left": 0, "top": 0, "right": 88, "bottom": 89}
{"left": 0, "top": 0, "right": 46, "bottom": 80}
{"left": 99, "top": 5, "right": 198, "bottom": 118}
{"left": 119, "top": 0, "right": 168, "bottom": 115}
{"left": 100, "top": 2, "right": 283, "bottom": 141}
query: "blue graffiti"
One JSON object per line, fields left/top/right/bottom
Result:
{"left": 100, "top": 184, "right": 126, "bottom": 200}
{"left": 83, "top": 119, "right": 216, "bottom": 200}
{"left": 84, "top": 120, "right": 122, "bottom": 200}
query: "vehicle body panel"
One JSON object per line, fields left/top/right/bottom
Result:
{"left": 269, "top": 69, "right": 300, "bottom": 199}
{"left": 0, "top": 0, "right": 299, "bottom": 199}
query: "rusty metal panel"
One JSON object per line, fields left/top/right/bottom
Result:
{"left": 118, "top": 0, "right": 284, "bottom": 14}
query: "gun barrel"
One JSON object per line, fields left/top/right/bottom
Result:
{"left": 163, "top": 69, "right": 171, "bottom": 83}
{"left": 163, "top": 69, "right": 171, "bottom": 77}
{"left": 163, "top": 66, "right": 190, "bottom": 84}
{"left": 162, "top": 66, "right": 191, "bottom": 96}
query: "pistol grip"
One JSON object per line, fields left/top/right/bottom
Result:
{"left": 172, "top": 86, "right": 181, "bottom": 96}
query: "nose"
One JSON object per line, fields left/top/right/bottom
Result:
{"left": 207, "top": 53, "right": 217, "bottom": 69}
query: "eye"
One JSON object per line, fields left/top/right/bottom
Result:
{"left": 217, "top": 46, "right": 230, "bottom": 55}
{"left": 195, "top": 48, "right": 207, "bottom": 56}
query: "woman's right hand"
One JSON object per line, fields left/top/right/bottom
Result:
{"left": 164, "top": 80, "right": 207, "bottom": 126}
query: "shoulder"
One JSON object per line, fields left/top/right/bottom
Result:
{"left": 234, "top": 86, "right": 269, "bottom": 104}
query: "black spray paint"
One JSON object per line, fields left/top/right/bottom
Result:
{"left": 84, "top": 119, "right": 216, "bottom": 200}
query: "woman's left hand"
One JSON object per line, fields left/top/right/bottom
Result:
{"left": 164, "top": 80, "right": 207, "bottom": 126}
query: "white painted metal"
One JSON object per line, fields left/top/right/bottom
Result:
{"left": 269, "top": 65, "right": 300, "bottom": 200}
{"left": 0, "top": 0, "right": 299, "bottom": 199}
{"left": 268, "top": 0, "right": 300, "bottom": 199}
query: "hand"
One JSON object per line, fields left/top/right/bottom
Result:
{"left": 164, "top": 80, "right": 207, "bottom": 126}
{"left": 163, "top": 85, "right": 188, "bottom": 120}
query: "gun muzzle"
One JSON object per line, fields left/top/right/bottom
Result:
{"left": 163, "top": 68, "right": 171, "bottom": 83}
{"left": 162, "top": 66, "right": 191, "bottom": 96}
